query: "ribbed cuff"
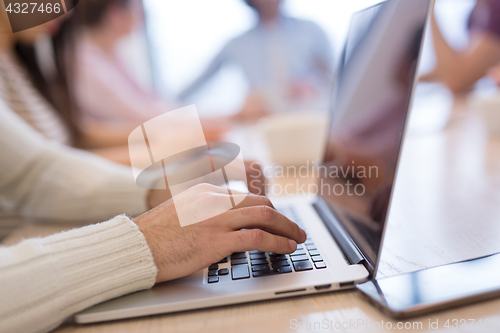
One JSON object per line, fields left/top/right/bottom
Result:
{"left": 43, "top": 215, "right": 159, "bottom": 305}
{"left": 0, "top": 215, "right": 158, "bottom": 333}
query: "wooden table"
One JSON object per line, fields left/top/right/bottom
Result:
{"left": 4, "top": 94, "right": 500, "bottom": 332}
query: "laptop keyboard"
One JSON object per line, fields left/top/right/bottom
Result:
{"left": 206, "top": 207, "right": 327, "bottom": 284}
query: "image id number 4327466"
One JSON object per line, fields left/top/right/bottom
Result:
{"left": 6, "top": 2, "right": 61, "bottom": 14}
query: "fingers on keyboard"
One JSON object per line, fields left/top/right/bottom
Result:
{"left": 207, "top": 209, "right": 327, "bottom": 283}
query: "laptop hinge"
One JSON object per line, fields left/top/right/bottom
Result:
{"left": 313, "top": 199, "right": 367, "bottom": 268}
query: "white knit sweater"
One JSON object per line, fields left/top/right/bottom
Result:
{"left": 0, "top": 98, "right": 154, "bottom": 222}
{"left": 0, "top": 215, "right": 158, "bottom": 333}
{"left": 0, "top": 100, "right": 160, "bottom": 332}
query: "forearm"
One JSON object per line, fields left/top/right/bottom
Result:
{"left": 86, "top": 145, "right": 134, "bottom": 165}
{"left": 430, "top": 15, "right": 500, "bottom": 92}
{"left": 3, "top": 147, "right": 154, "bottom": 221}
{"left": 428, "top": 14, "right": 470, "bottom": 90}
{"left": 0, "top": 102, "right": 160, "bottom": 221}
{"left": 430, "top": 14, "right": 459, "bottom": 75}
{"left": 0, "top": 215, "right": 158, "bottom": 333}
{"left": 77, "top": 121, "right": 132, "bottom": 149}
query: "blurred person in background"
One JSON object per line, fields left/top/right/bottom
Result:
{"left": 0, "top": 14, "right": 73, "bottom": 146}
{"left": 178, "top": 0, "right": 335, "bottom": 121}
{"left": 73, "top": 0, "right": 175, "bottom": 127}
{"left": 0, "top": 0, "right": 226, "bottom": 165}
{"left": 72, "top": 0, "right": 228, "bottom": 144}
{"left": 422, "top": 0, "right": 500, "bottom": 93}
{"left": 0, "top": 7, "right": 143, "bottom": 164}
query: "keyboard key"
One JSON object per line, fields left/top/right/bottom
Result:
{"left": 269, "top": 255, "right": 287, "bottom": 262}
{"left": 295, "top": 245, "right": 304, "bottom": 250}
{"left": 271, "top": 260, "right": 290, "bottom": 268}
{"left": 252, "top": 264, "right": 271, "bottom": 272}
{"left": 208, "top": 269, "right": 218, "bottom": 277}
{"left": 290, "top": 250, "right": 307, "bottom": 257}
{"left": 232, "top": 265, "right": 250, "bottom": 280}
{"left": 253, "top": 270, "right": 275, "bottom": 277}
{"left": 315, "top": 262, "right": 327, "bottom": 269}
{"left": 250, "top": 253, "right": 266, "bottom": 260}
{"left": 217, "top": 257, "right": 228, "bottom": 264}
{"left": 218, "top": 268, "right": 229, "bottom": 275}
{"left": 308, "top": 250, "right": 320, "bottom": 256}
{"left": 208, "top": 276, "right": 219, "bottom": 283}
{"left": 293, "top": 261, "right": 313, "bottom": 271}
{"left": 250, "top": 250, "right": 265, "bottom": 254}
{"left": 311, "top": 255, "right": 323, "bottom": 262}
{"left": 306, "top": 244, "right": 317, "bottom": 251}
{"left": 290, "top": 254, "right": 309, "bottom": 262}
{"left": 305, "top": 241, "right": 315, "bottom": 246}
{"left": 274, "top": 266, "right": 293, "bottom": 274}
{"left": 231, "top": 258, "right": 248, "bottom": 266}
{"left": 209, "top": 264, "right": 218, "bottom": 270}
{"left": 251, "top": 259, "right": 268, "bottom": 266}
{"left": 231, "top": 252, "right": 247, "bottom": 259}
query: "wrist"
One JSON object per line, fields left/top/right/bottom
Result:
{"left": 133, "top": 203, "right": 177, "bottom": 283}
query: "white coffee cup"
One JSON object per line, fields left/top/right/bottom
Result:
{"left": 257, "top": 112, "right": 329, "bottom": 166}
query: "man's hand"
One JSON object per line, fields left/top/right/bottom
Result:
{"left": 134, "top": 184, "right": 307, "bottom": 283}
{"left": 147, "top": 160, "right": 267, "bottom": 208}
{"left": 245, "top": 160, "right": 266, "bottom": 195}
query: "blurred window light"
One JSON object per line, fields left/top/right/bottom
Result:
{"left": 143, "top": 0, "right": 476, "bottom": 114}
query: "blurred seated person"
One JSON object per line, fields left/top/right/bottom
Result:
{"left": 0, "top": 99, "right": 304, "bottom": 333}
{"left": 73, "top": 0, "right": 178, "bottom": 127}
{"left": 0, "top": 3, "right": 223, "bottom": 165}
{"left": 178, "top": 0, "right": 334, "bottom": 121}
{"left": 72, "top": 0, "right": 228, "bottom": 144}
{"left": 0, "top": 9, "right": 146, "bottom": 164}
{"left": 421, "top": 0, "right": 500, "bottom": 93}
{"left": 0, "top": 16, "right": 73, "bottom": 146}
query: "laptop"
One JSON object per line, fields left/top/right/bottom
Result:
{"left": 75, "top": 0, "right": 434, "bottom": 323}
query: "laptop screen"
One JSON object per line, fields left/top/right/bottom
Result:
{"left": 319, "top": 0, "right": 432, "bottom": 270}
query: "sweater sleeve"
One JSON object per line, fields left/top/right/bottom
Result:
{"left": 0, "top": 215, "right": 158, "bottom": 333}
{"left": 0, "top": 99, "right": 157, "bottom": 221}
